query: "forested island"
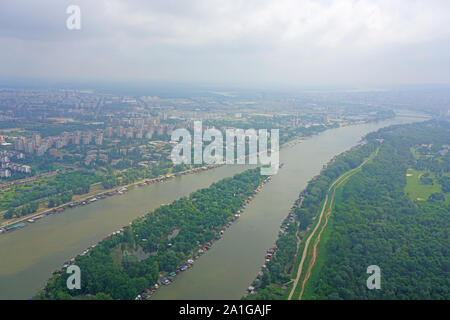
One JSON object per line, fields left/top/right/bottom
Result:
{"left": 39, "top": 168, "right": 266, "bottom": 300}
{"left": 246, "top": 120, "right": 449, "bottom": 300}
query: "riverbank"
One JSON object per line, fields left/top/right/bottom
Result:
{"left": 242, "top": 137, "right": 381, "bottom": 299}
{"left": 38, "top": 167, "right": 272, "bottom": 300}
{"left": 39, "top": 165, "right": 277, "bottom": 300}
{"left": 137, "top": 174, "right": 275, "bottom": 300}
{"left": 142, "top": 116, "right": 427, "bottom": 300}
{"left": 242, "top": 144, "right": 369, "bottom": 298}
{"left": 1, "top": 114, "right": 425, "bottom": 300}
{"left": 0, "top": 130, "right": 307, "bottom": 234}
{"left": 289, "top": 148, "right": 378, "bottom": 300}
{"left": 0, "top": 163, "right": 225, "bottom": 233}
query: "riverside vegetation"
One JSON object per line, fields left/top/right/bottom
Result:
{"left": 39, "top": 168, "right": 265, "bottom": 300}
{"left": 246, "top": 120, "right": 449, "bottom": 300}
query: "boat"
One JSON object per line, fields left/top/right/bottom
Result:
{"left": 5, "top": 222, "right": 26, "bottom": 232}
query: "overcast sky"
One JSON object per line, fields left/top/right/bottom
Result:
{"left": 1, "top": 0, "right": 450, "bottom": 88}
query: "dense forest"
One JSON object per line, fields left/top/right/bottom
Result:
{"left": 304, "top": 120, "right": 449, "bottom": 299}
{"left": 248, "top": 120, "right": 449, "bottom": 300}
{"left": 1, "top": 160, "right": 193, "bottom": 219}
{"left": 40, "top": 168, "right": 265, "bottom": 300}
{"left": 2, "top": 170, "right": 98, "bottom": 218}
{"left": 246, "top": 134, "right": 382, "bottom": 299}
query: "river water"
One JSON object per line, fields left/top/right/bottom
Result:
{"left": 0, "top": 114, "right": 425, "bottom": 299}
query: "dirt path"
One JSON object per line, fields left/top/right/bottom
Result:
{"left": 287, "top": 192, "right": 329, "bottom": 300}
{"left": 288, "top": 149, "right": 378, "bottom": 300}
{"left": 298, "top": 172, "right": 354, "bottom": 299}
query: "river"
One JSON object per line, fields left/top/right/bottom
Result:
{"left": 0, "top": 113, "right": 426, "bottom": 299}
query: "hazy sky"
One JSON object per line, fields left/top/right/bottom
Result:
{"left": 1, "top": 0, "right": 450, "bottom": 88}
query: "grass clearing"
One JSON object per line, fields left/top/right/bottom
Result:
{"left": 404, "top": 168, "right": 442, "bottom": 201}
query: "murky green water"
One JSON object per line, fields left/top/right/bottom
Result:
{"left": 0, "top": 114, "right": 425, "bottom": 300}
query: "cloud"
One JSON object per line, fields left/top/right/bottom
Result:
{"left": 0, "top": 0, "right": 449, "bottom": 87}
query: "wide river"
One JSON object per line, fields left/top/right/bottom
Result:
{"left": 0, "top": 113, "right": 426, "bottom": 299}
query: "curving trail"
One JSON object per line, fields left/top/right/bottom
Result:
{"left": 288, "top": 149, "right": 378, "bottom": 300}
